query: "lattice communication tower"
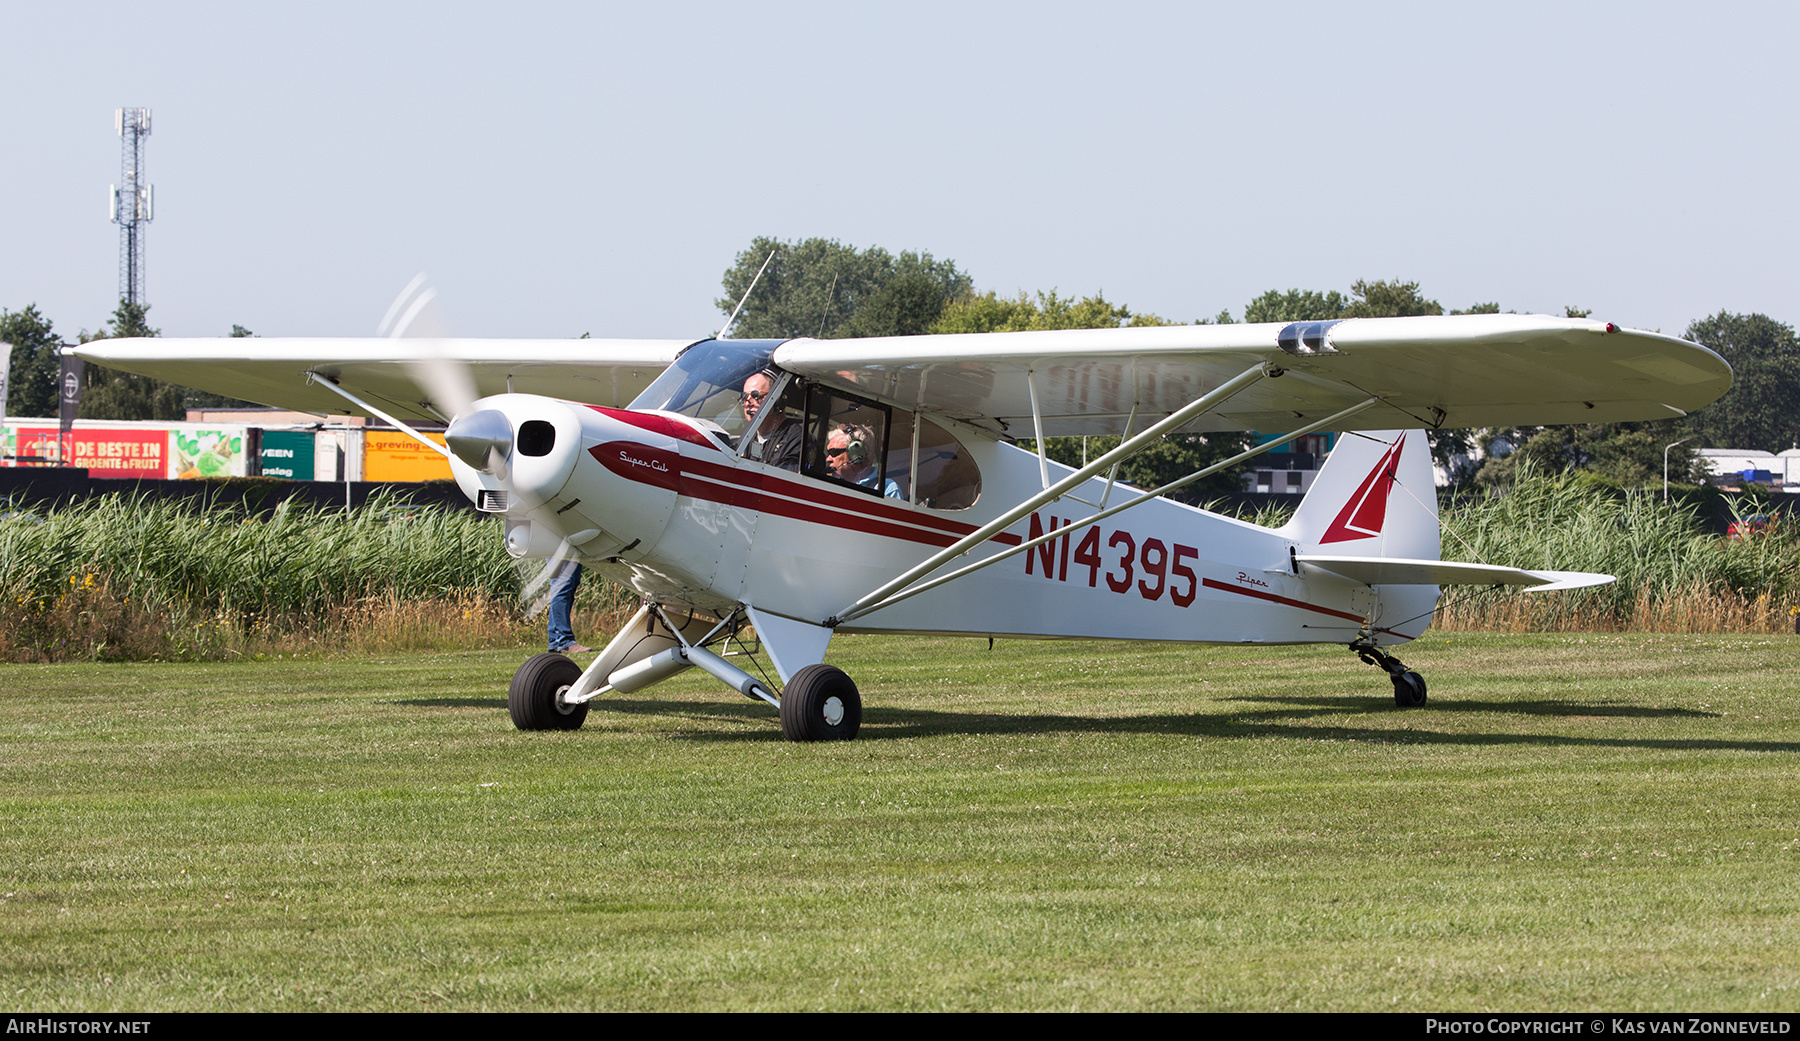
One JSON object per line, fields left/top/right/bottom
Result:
{"left": 110, "top": 107, "right": 154, "bottom": 306}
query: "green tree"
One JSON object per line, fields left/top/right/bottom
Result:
{"left": 1244, "top": 281, "right": 1447, "bottom": 322}
{"left": 76, "top": 300, "right": 186, "bottom": 421}
{"left": 1474, "top": 423, "right": 1703, "bottom": 489}
{"left": 1586, "top": 424, "right": 1702, "bottom": 486}
{"left": 931, "top": 289, "right": 1170, "bottom": 334}
{"left": 1, "top": 304, "right": 63, "bottom": 417}
{"left": 1680, "top": 311, "right": 1800, "bottom": 453}
{"left": 718, "top": 237, "right": 971, "bottom": 340}
{"left": 1342, "top": 279, "right": 1442, "bottom": 318}
{"left": 1242, "top": 288, "right": 1346, "bottom": 324}
{"left": 1474, "top": 428, "right": 1567, "bottom": 489}
{"left": 834, "top": 272, "right": 961, "bottom": 338}
{"left": 108, "top": 300, "right": 157, "bottom": 339}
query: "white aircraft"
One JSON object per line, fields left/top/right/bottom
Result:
{"left": 76, "top": 309, "right": 1732, "bottom": 739}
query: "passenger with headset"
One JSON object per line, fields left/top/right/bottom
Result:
{"left": 826, "top": 424, "right": 903, "bottom": 499}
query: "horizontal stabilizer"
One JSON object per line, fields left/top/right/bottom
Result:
{"left": 1297, "top": 555, "right": 1615, "bottom": 592}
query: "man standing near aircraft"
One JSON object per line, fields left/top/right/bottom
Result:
{"left": 741, "top": 370, "right": 801, "bottom": 470}
{"left": 546, "top": 560, "right": 589, "bottom": 655}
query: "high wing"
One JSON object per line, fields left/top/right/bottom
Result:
{"left": 769, "top": 314, "right": 1731, "bottom": 436}
{"left": 72, "top": 314, "right": 1730, "bottom": 436}
{"left": 70, "top": 337, "right": 689, "bottom": 423}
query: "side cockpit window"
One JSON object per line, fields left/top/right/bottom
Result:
{"left": 801, "top": 387, "right": 904, "bottom": 500}
{"left": 740, "top": 371, "right": 804, "bottom": 471}
{"left": 743, "top": 376, "right": 982, "bottom": 511}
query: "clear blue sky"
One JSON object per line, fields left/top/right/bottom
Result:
{"left": 3, "top": 1, "right": 1793, "bottom": 342}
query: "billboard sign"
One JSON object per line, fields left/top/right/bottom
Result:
{"left": 170, "top": 428, "right": 248, "bottom": 479}
{"left": 363, "top": 430, "right": 451, "bottom": 482}
{"left": 10, "top": 426, "right": 62, "bottom": 466}
{"left": 259, "top": 430, "right": 315, "bottom": 480}
{"left": 72, "top": 428, "right": 168, "bottom": 478}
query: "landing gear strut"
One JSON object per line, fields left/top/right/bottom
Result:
{"left": 510, "top": 603, "right": 862, "bottom": 741}
{"left": 1349, "top": 633, "right": 1427, "bottom": 708}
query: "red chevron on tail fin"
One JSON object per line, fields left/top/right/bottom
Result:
{"left": 1318, "top": 432, "right": 1407, "bottom": 544}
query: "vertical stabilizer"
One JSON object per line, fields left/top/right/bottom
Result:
{"left": 1278, "top": 430, "right": 1441, "bottom": 641}
{"left": 1280, "top": 430, "right": 1439, "bottom": 558}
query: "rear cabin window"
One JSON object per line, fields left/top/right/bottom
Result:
{"left": 912, "top": 416, "right": 980, "bottom": 510}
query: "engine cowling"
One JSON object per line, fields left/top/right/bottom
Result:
{"left": 446, "top": 394, "right": 680, "bottom": 564}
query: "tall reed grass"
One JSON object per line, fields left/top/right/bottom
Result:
{"left": 1434, "top": 468, "right": 1800, "bottom": 633}
{"left": 6, "top": 472, "right": 1793, "bottom": 661}
{"left": 0, "top": 491, "right": 635, "bottom": 662}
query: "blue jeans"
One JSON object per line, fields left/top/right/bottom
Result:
{"left": 547, "top": 562, "right": 582, "bottom": 652}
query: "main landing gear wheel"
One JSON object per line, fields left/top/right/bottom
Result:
{"left": 1392, "top": 670, "right": 1428, "bottom": 708}
{"left": 779, "top": 664, "right": 862, "bottom": 742}
{"left": 509, "top": 652, "right": 589, "bottom": 731}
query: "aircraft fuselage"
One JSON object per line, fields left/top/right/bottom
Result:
{"left": 453, "top": 394, "right": 1437, "bottom": 648}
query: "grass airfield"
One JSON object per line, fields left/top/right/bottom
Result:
{"left": 3, "top": 632, "right": 1798, "bottom": 1011}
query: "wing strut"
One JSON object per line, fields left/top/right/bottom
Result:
{"left": 304, "top": 371, "right": 454, "bottom": 460}
{"left": 830, "top": 394, "right": 1379, "bottom": 626}
{"left": 1027, "top": 366, "right": 1051, "bottom": 490}
{"left": 1063, "top": 398, "right": 1138, "bottom": 510}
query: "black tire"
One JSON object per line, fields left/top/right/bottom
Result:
{"left": 509, "top": 652, "right": 588, "bottom": 731}
{"left": 779, "top": 664, "right": 862, "bottom": 742}
{"left": 1392, "top": 670, "right": 1428, "bottom": 708}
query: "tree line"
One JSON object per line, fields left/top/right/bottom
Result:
{"left": 1, "top": 299, "right": 254, "bottom": 422}
{"left": 6, "top": 237, "right": 1791, "bottom": 494}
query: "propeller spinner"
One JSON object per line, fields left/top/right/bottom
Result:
{"left": 446, "top": 408, "right": 513, "bottom": 478}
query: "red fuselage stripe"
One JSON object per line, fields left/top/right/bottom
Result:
{"left": 587, "top": 405, "right": 724, "bottom": 451}
{"left": 678, "top": 471, "right": 973, "bottom": 548}
{"left": 590, "top": 443, "right": 1024, "bottom": 550}
{"left": 676, "top": 451, "right": 1009, "bottom": 541}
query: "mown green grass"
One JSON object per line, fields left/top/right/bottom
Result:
{"left": 3, "top": 633, "right": 1798, "bottom": 1011}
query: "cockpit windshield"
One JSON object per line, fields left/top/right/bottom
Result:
{"left": 627, "top": 339, "right": 784, "bottom": 437}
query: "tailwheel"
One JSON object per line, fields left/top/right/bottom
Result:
{"left": 509, "top": 652, "right": 589, "bottom": 731}
{"left": 779, "top": 664, "right": 862, "bottom": 742}
{"left": 1350, "top": 632, "right": 1428, "bottom": 709}
{"left": 1391, "top": 670, "right": 1427, "bottom": 708}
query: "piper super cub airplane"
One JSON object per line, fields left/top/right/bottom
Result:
{"left": 76, "top": 300, "right": 1732, "bottom": 740}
